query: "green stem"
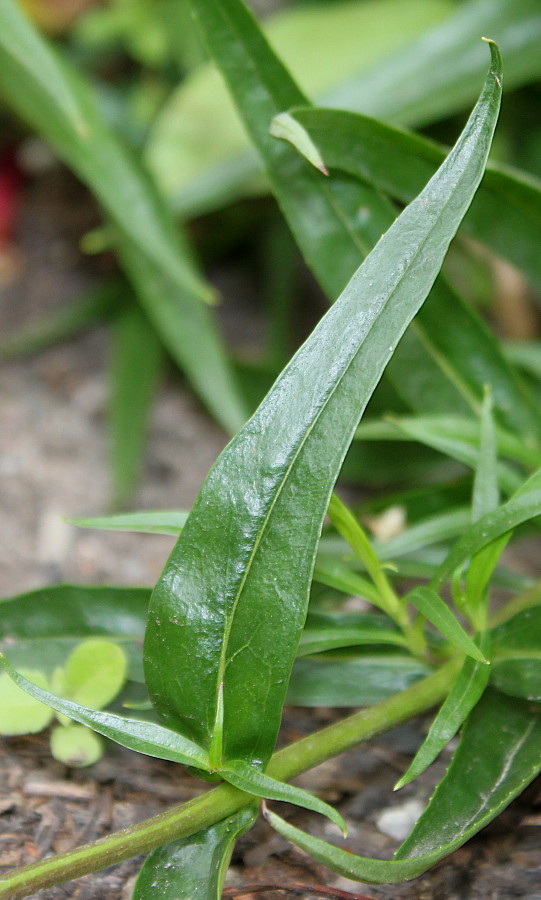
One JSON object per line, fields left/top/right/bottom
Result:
{"left": 0, "top": 660, "right": 460, "bottom": 900}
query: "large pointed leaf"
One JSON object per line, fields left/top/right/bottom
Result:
{"left": 144, "top": 32, "right": 502, "bottom": 768}
{"left": 266, "top": 688, "right": 541, "bottom": 882}
{"left": 0, "top": 0, "right": 246, "bottom": 434}
{"left": 279, "top": 104, "right": 541, "bottom": 296}
{"left": 133, "top": 807, "right": 258, "bottom": 900}
{"left": 184, "top": 0, "right": 539, "bottom": 444}
{"left": 491, "top": 605, "right": 541, "bottom": 700}
{"left": 0, "top": 655, "right": 209, "bottom": 770}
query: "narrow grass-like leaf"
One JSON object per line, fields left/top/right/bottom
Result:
{"left": 373, "top": 507, "right": 471, "bottom": 560}
{"left": 472, "top": 388, "right": 499, "bottom": 522}
{"left": 0, "top": 655, "right": 209, "bottom": 770}
{"left": 394, "top": 652, "right": 490, "bottom": 789}
{"left": 0, "top": 0, "right": 246, "bottom": 434}
{"left": 145, "top": 36, "right": 502, "bottom": 767}
{"left": 406, "top": 587, "right": 488, "bottom": 662}
{"left": 278, "top": 105, "right": 541, "bottom": 296}
{"left": 68, "top": 511, "right": 188, "bottom": 535}
{"left": 313, "top": 557, "right": 383, "bottom": 608}
{"left": 133, "top": 808, "right": 258, "bottom": 900}
{"left": 433, "top": 482, "right": 541, "bottom": 590}
{"left": 218, "top": 760, "right": 346, "bottom": 833}
{"left": 267, "top": 688, "right": 541, "bottom": 882}
{"left": 109, "top": 304, "right": 163, "bottom": 509}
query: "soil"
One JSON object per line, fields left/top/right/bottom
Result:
{"left": 1, "top": 165, "right": 540, "bottom": 900}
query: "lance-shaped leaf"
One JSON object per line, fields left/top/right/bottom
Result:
{"left": 432, "top": 468, "right": 541, "bottom": 590}
{"left": 69, "top": 510, "right": 188, "bottom": 535}
{"left": 109, "top": 304, "right": 163, "bottom": 509}
{"left": 133, "top": 807, "right": 258, "bottom": 900}
{"left": 0, "top": 0, "right": 246, "bottom": 434}
{"left": 406, "top": 586, "right": 488, "bottom": 662}
{"left": 299, "top": 613, "right": 408, "bottom": 656}
{"left": 266, "top": 688, "right": 541, "bottom": 883}
{"left": 275, "top": 104, "right": 541, "bottom": 296}
{"left": 0, "top": 655, "right": 209, "bottom": 770}
{"left": 394, "top": 650, "right": 490, "bottom": 789}
{"left": 218, "top": 760, "right": 346, "bottom": 833}
{"left": 144, "top": 39, "right": 502, "bottom": 767}
{"left": 188, "top": 0, "right": 541, "bottom": 443}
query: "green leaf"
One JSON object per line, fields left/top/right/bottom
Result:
{"left": 146, "top": 0, "right": 452, "bottom": 213}
{"left": 299, "top": 613, "right": 408, "bottom": 656}
{"left": 279, "top": 104, "right": 541, "bottom": 297}
{"left": 491, "top": 606, "right": 541, "bottom": 700}
{"left": 0, "top": 670, "right": 54, "bottom": 735}
{"left": 406, "top": 586, "right": 488, "bottom": 662}
{"left": 62, "top": 639, "right": 128, "bottom": 709}
{"left": 0, "top": 655, "right": 210, "bottom": 770}
{"left": 472, "top": 388, "right": 499, "bottom": 522}
{"left": 68, "top": 511, "right": 188, "bottom": 535}
{"left": 373, "top": 507, "right": 472, "bottom": 560}
{"left": 109, "top": 304, "right": 163, "bottom": 509}
{"left": 0, "top": 0, "right": 246, "bottom": 434}
{"left": 312, "top": 557, "right": 384, "bottom": 608}
{"left": 356, "top": 415, "right": 541, "bottom": 474}
{"left": 433, "top": 484, "right": 541, "bottom": 591}
{"left": 50, "top": 724, "right": 104, "bottom": 767}
{"left": 266, "top": 688, "right": 541, "bottom": 882}
{"left": 394, "top": 651, "right": 490, "bottom": 789}
{"left": 325, "top": 0, "right": 541, "bottom": 127}
{"left": 144, "top": 31, "right": 501, "bottom": 767}
{"left": 0, "top": 585, "right": 149, "bottom": 679}
{"left": 133, "top": 807, "right": 258, "bottom": 900}
{"left": 218, "top": 760, "right": 346, "bottom": 834}
{"left": 287, "top": 654, "right": 431, "bottom": 707}
{"left": 194, "top": 0, "right": 538, "bottom": 444}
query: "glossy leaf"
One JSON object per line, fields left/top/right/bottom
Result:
{"left": 406, "top": 587, "right": 487, "bottom": 662}
{"left": 133, "top": 807, "right": 258, "bottom": 900}
{"left": 218, "top": 760, "right": 346, "bottom": 833}
{"left": 0, "top": 655, "right": 210, "bottom": 770}
{"left": 279, "top": 104, "right": 541, "bottom": 296}
{"left": 267, "top": 689, "right": 541, "bottom": 882}
{"left": 394, "top": 652, "right": 490, "bottom": 789}
{"left": 145, "top": 32, "right": 502, "bottom": 766}
{"left": 491, "top": 659, "right": 541, "bottom": 700}
{"left": 0, "top": 670, "right": 54, "bottom": 735}
{"left": 0, "top": 0, "right": 246, "bottom": 434}
{"left": 287, "top": 655, "right": 431, "bottom": 707}
{"left": 109, "top": 304, "right": 163, "bottom": 509}
{"left": 146, "top": 0, "right": 452, "bottom": 212}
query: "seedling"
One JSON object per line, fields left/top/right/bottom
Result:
{"left": 1, "top": 1, "right": 541, "bottom": 898}
{"left": 0, "top": 639, "right": 127, "bottom": 767}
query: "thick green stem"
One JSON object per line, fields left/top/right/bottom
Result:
{"left": 0, "top": 659, "right": 459, "bottom": 900}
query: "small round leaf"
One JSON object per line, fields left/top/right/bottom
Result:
{"left": 50, "top": 724, "right": 103, "bottom": 767}
{"left": 0, "top": 670, "right": 54, "bottom": 735}
{"left": 63, "top": 639, "right": 127, "bottom": 709}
